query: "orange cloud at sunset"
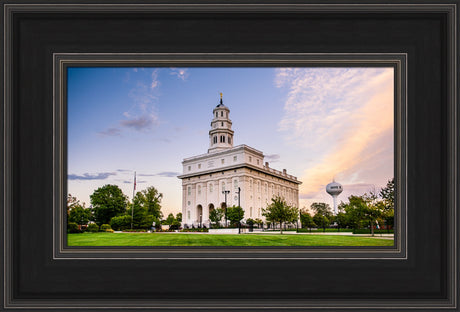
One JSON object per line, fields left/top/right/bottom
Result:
{"left": 276, "top": 67, "right": 394, "bottom": 210}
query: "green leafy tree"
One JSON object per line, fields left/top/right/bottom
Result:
{"left": 126, "top": 193, "right": 147, "bottom": 228}
{"left": 379, "top": 178, "right": 395, "bottom": 230}
{"left": 254, "top": 218, "right": 264, "bottom": 228}
{"left": 138, "top": 186, "right": 163, "bottom": 219}
{"left": 262, "top": 196, "right": 299, "bottom": 234}
{"left": 335, "top": 211, "right": 348, "bottom": 231}
{"left": 310, "top": 202, "right": 333, "bottom": 219}
{"left": 300, "top": 210, "right": 316, "bottom": 230}
{"left": 68, "top": 206, "right": 92, "bottom": 226}
{"left": 310, "top": 202, "right": 332, "bottom": 231}
{"left": 313, "top": 214, "right": 330, "bottom": 232}
{"left": 164, "top": 213, "right": 176, "bottom": 226}
{"left": 379, "top": 178, "right": 395, "bottom": 210}
{"left": 226, "top": 206, "right": 245, "bottom": 227}
{"left": 342, "top": 195, "right": 369, "bottom": 230}
{"left": 209, "top": 208, "right": 224, "bottom": 228}
{"left": 342, "top": 194, "right": 383, "bottom": 235}
{"left": 176, "top": 212, "right": 182, "bottom": 223}
{"left": 90, "top": 185, "right": 128, "bottom": 225}
{"left": 67, "top": 193, "right": 81, "bottom": 217}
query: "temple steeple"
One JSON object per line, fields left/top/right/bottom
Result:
{"left": 208, "top": 93, "right": 234, "bottom": 153}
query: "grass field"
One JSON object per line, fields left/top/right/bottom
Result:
{"left": 67, "top": 232, "right": 394, "bottom": 247}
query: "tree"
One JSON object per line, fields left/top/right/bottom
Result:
{"left": 126, "top": 192, "right": 147, "bottom": 228}
{"left": 209, "top": 208, "right": 224, "bottom": 228}
{"left": 310, "top": 202, "right": 333, "bottom": 219}
{"left": 342, "top": 195, "right": 369, "bottom": 230}
{"left": 254, "top": 218, "right": 264, "bottom": 228}
{"left": 68, "top": 206, "right": 91, "bottom": 227}
{"left": 226, "top": 206, "right": 245, "bottom": 227}
{"left": 176, "top": 212, "right": 182, "bottom": 223}
{"left": 379, "top": 178, "right": 395, "bottom": 230}
{"left": 262, "top": 196, "right": 299, "bottom": 234}
{"left": 335, "top": 211, "right": 348, "bottom": 231}
{"left": 164, "top": 213, "right": 176, "bottom": 226}
{"left": 310, "top": 202, "right": 332, "bottom": 232}
{"left": 67, "top": 193, "right": 81, "bottom": 217}
{"left": 138, "top": 186, "right": 163, "bottom": 219}
{"left": 313, "top": 214, "right": 330, "bottom": 232}
{"left": 90, "top": 184, "right": 128, "bottom": 225}
{"left": 379, "top": 178, "right": 395, "bottom": 210}
{"left": 300, "top": 210, "right": 316, "bottom": 230}
{"left": 341, "top": 194, "right": 383, "bottom": 235}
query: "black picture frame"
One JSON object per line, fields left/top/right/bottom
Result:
{"left": 2, "top": 1, "right": 459, "bottom": 311}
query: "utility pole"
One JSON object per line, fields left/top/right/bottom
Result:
{"left": 131, "top": 171, "right": 136, "bottom": 230}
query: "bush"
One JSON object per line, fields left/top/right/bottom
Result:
{"left": 87, "top": 223, "right": 99, "bottom": 233}
{"left": 180, "top": 228, "right": 208, "bottom": 232}
{"left": 110, "top": 215, "right": 132, "bottom": 231}
{"left": 100, "top": 224, "right": 112, "bottom": 231}
{"left": 67, "top": 222, "right": 80, "bottom": 233}
{"left": 353, "top": 229, "right": 394, "bottom": 234}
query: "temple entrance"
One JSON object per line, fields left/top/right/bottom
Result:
{"left": 208, "top": 203, "right": 215, "bottom": 228}
{"left": 220, "top": 202, "right": 227, "bottom": 227}
{"left": 196, "top": 205, "right": 203, "bottom": 228}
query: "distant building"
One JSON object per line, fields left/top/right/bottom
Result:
{"left": 177, "top": 95, "right": 301, "bottom": 228}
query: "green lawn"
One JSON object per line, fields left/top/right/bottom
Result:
{"left": 67, "top": 232, "right": 394, "bottom": 247}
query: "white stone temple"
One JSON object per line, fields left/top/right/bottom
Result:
{"left": 178, "top": 94, "right": 302, "bottom": 228}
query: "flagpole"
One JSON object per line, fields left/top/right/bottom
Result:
{"left": 131, "top": 171, "right": 136, "bottom": 229}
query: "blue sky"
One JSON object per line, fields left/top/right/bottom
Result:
{"left": 68, "top": 67, "right": 394, "bottom": 216}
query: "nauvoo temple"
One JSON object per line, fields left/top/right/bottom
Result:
{"left": 178, "top": 95, "right": 302, "bottom": 228}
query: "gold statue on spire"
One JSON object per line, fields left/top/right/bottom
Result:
{"left": 220, "top": 92, "right": 223, "bottom": 99}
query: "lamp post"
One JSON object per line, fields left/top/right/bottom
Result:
{"left": 236, "top": 187, "right": 241, "bottom": 207}
{"left": 222, "top": 190, "right": 230, "bottom": 227}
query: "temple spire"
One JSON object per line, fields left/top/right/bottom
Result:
{"left": 208, "top": 93, "right": 234, "bottom": 153}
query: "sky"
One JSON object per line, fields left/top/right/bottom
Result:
{"left": 68, "top": 66, "right": 394, "bottom": 216}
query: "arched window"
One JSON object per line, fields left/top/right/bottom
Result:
{"left": 221, "top": 111, "right": 223, "bottom": 117}
{"left": 213, "top": 136, "right": 217, "bottom": 144}
{"left": 220, "top": 135, "right": 225, "bottom": 143}
{"left": 228, "top": 136, "right": 231, "bottom": 144}
{"left": 216, "top": 112, "right": 218, "bottom": 118}
{"left": 221, "top": 122, "right": 223, "bottom": 126}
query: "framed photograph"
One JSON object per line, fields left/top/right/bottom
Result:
{"left": 2, "top": 1, "right": 458, "bottom": 311}
{"left": 58, "top": 54, "right": 404, "bottom": 257}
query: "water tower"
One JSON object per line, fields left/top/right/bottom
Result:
{"left": 326, "top": 180, "right": 343, "bottom": 215}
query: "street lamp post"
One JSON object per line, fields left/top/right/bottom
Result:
{"left": 236, "top": 187, "right": 241, "bottom": 207}
{"left": 222, "top": 190, "right": 230, "bottom": 227}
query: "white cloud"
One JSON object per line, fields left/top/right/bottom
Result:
{"left": 169, "top": 68, "right": 189, "bottom": 81}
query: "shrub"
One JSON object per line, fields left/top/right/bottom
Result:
{"left": 67, "top": 222, "right": 80, "bottom": 233}
{"left": 87, "top": 223, "right": 99, "bottom": 233}
{"left": 100, "top": 224, "right": 112, "bottom": 231}
{"left": 180, "top": 228, "right": 208, "bottom": 232}
{"left": 110, "top": 215, "right": 132, "bottom": 231}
